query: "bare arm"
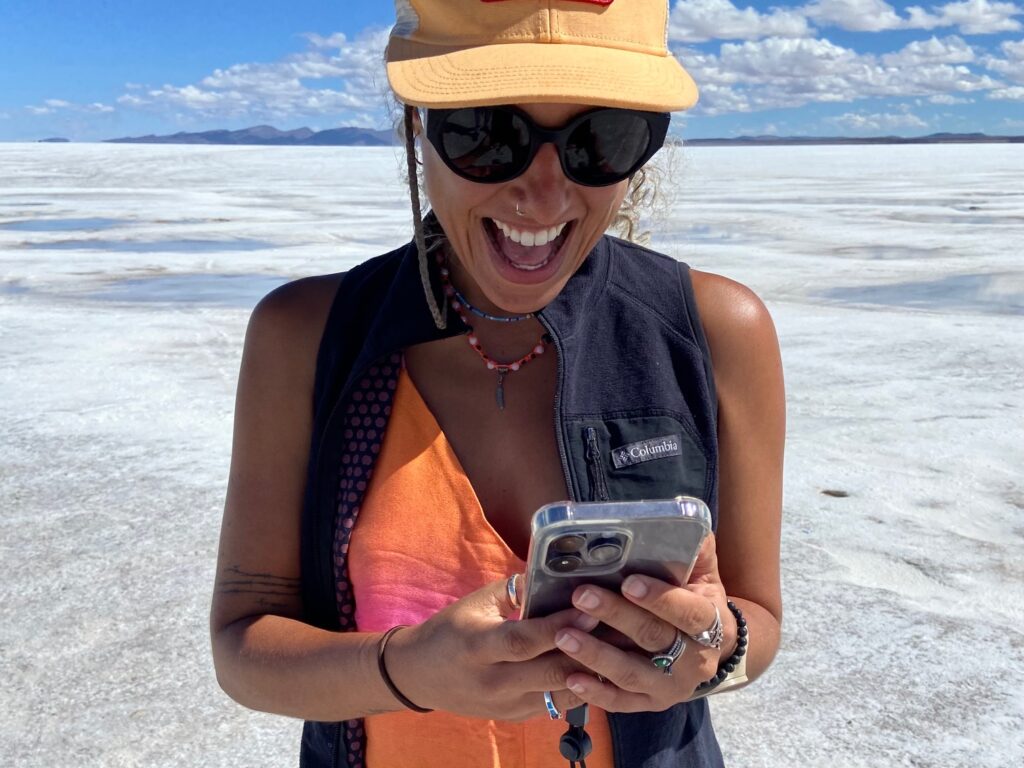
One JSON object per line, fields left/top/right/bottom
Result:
{"left": 692, "top": 269, "right": 785, "bottom": 685}
{"left": 209, "top": 275, "right": 591, "bottom": 722}
{"left": 209, "top": 275, "right": 404, "bottom": 721}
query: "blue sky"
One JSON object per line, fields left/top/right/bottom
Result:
{"left": 1, "top": 0, "right": 1021, "bottom": 141}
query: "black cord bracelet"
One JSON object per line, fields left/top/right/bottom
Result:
{"left": 377, "top": 625, "right": 433, "bottom": 713}
{"left": 694, "top": 600, "right": 748, "bottom": 694}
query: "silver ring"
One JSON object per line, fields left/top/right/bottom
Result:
{"left": 505, "top": 574, "right": 521, "bottom": 611}
{"left": 650, "top": 630, "right": 686, "bottom": 675}
{"left": 543, "top": 690, "right": 562, "bottom": 720}
{"left": 689, "top": 604, "right": 724, "bottom": 649}
{"left": 515, "top": 201, "right": 526, "bottom": 217}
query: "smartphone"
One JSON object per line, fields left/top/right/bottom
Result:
{"left": 519, "top": 497, "right": 712, "bottom": 619}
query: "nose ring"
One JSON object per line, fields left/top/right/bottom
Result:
{"left": 515, "top": 201, "right": 526, "bottom": 217}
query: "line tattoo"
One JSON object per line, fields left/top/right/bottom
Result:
{"left": 217, "top": 565, "right": 301, "bottom": 611}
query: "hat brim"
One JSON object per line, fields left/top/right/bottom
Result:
{"left": 387, "top": 37, "right": 698, "bottom": 112}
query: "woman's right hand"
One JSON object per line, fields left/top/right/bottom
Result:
{"left": 384, "top": 575, "right": 597, "bottom": 721}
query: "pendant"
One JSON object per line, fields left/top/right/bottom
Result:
{"left": 495, "top": 370, "right": 506, "bottom": 411}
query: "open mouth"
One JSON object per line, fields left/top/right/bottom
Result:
{"left": 483, "top": 217, "right": 574, "bottom": 274}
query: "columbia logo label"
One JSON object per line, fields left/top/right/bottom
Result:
{"left": 611, "top": 434, "right": 682, "bottom": 469}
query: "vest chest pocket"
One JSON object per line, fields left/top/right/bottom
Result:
{"left": 568, "top": 416, "right": 709, "bottom": 503}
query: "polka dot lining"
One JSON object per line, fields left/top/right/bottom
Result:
{"left": 331, "top": 352, "right": 402, "bottom": 768}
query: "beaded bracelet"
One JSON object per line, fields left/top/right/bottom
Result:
{"left": 377, "top": 626, "right": 433, "bottom": 713}
{"left": 694, "top": 600, "right": 748, "bottom": 694}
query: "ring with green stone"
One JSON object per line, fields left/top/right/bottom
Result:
{"left": 650, "top": 630, "right": 686, "bottom": 675}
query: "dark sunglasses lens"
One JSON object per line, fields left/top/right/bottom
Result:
{"left": 565, "top": 112, "right": 652, "bottom": 185}
{"left": 439, "top": 108, "right": 531, "bottom": 181}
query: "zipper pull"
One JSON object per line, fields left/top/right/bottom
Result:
{"left": 584, "top": 427, "right": 610, "bottom": 501}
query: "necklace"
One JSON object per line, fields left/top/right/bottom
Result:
{"left": 439, "top": 262, "right": 533, "bottom": 323}
{"left": 438, "top": 261, "right": 549, "bottom": 410}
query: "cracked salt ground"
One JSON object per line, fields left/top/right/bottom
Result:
{"left": 1, "top": 143, "right": 1022, "bottom": 767}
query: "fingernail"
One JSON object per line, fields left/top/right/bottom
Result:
{"left": 575, "top": 590, "right": 599, "bottom": 610}
{"left": 622, "top": 576, "right": 648, "bottom": 599}
{"left": 555, "top": 630, "right": 582, "bottom": 653}
{"left": 573, "top": 613, "right": 599, "bottom": 631}
{"left": 568, "top": 681, "right": 586, "bottom": 695}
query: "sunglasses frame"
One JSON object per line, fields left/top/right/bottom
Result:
{"left": 425, "top": 105, "right": 671, "bottom": 188}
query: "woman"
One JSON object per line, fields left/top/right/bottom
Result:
{"left": 211, "top": 1, "right": 784, "bottom": 766}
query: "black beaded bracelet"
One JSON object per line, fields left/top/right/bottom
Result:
{"left": 377, "top": 626, "right": 433, "bottom": 713}
{"left": 694, "top": 600, "right": 748, "bottom": 694}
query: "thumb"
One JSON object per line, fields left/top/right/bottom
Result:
{"left": 687, "top": 533, "right": 721, "bottom": 585}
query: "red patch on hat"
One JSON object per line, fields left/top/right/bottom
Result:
{"left": 482, "top": 0, "right": 613, "bottom": 5}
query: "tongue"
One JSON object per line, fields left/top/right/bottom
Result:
{"left": 496, "top": 230, "right": 556, "bottom": 267}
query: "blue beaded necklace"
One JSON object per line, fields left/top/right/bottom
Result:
{"left": 439, "top": 261, "right": 533, "bottom": 323}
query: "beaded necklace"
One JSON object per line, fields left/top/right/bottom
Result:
{"left": 438, "top": 260, "right": 550, "bottom": 411}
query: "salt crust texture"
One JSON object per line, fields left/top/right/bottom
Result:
{"left": 1, "top": 143, "right": 1022, "bottom": 767}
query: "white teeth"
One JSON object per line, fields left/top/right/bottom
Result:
{"left": 492, "top": 219, "right": 567, "bottom": 247}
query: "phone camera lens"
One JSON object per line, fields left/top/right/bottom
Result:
{"left": 586, "top": 538, "right": 623, "bottom": 565}
{"left": 551, "top": 535, "right": 586, "bottom": 553}
{"left": 547, "top": 554, "right": 583, "bottom": 573}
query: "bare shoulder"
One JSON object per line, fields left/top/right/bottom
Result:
{"left": 688, "top": 269, "right": 781, "bottom": 377}
{"left": 245, "top": 273, "right": 344, "bottom": 362}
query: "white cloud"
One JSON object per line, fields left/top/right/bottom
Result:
{"left": 881, "top": 36, "right": 975, "bottom": 66}
{"left": 981, "top": 37, "right": 1024, "bottom": 81}
{"left": 669, "top": 0, "right": 812, "bottom": 42}
{"left": 802, "top": 0, "right": 1023, "bottom": 34}
{"left": 117, "top": 28, "right": 391, "bottom": 124}
{"left": 803, "top": 0, "right": 907, "bottom": 32}
{"left": 929, "top": 92, "right": 973, "bottom": 101}
{"left": 987, "top": 85, "right": 1024, "bottom": 96}
{"left": 678, "top": 34, "right": 1001, "bottom": 115}
{"left": 908, "top": 0, "right": 1023, "bottom": 35}
{"left": 24, "top": 100, "right": 115, "bottom": 116}
{"left": 828, "top": 110, "right": 929, "bottom": 131}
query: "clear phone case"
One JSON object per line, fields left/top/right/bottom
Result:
{"left": 520, "top": 497, "right": 712, "bottom": 619}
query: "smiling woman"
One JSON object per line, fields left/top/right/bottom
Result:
{"left": 209, "top": 2, "right": 784, "bottom": 768}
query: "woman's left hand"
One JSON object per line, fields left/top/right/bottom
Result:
{"left": 552, "top": 534, "right": 736, "bottom": 712}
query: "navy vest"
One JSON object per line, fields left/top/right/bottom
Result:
{"left": 299, "top": 235, "right": 724, "bottom": 768}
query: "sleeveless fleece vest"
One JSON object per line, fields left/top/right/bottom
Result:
{"left": 298, "top": 235, "right": 724, "bottom": 768}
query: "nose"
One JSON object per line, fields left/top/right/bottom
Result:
{"left": 513, "top": 142, "right": 571, "bottom": 220}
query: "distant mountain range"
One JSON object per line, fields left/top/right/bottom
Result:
{"left": 33, "top": 125, "right": 1024, "bottom": 146}
{"left": 682, "top": 132, "right": 1023, "bottom": 146}
{"left": 103, "top": 124, "right": 394, "bottom": 146}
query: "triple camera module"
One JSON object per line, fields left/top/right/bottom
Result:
{"left": 544, "top": 531, "right": 628, "bottom": 573}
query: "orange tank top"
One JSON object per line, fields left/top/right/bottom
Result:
{"left": 347, "top": 367, "right": 614, "bottom": 768}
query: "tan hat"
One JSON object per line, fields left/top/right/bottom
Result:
{"left": 386, "top": 0, "right": 698, "bottom": 112}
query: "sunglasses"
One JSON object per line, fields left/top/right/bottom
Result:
{"left": 425, "top": 106, "right": 670, "bottom": 187}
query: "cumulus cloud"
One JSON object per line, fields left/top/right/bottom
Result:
{"left": 117, "top": 28, "right": 390, "bottom": 124}
{"left": 802, "top": 0, "right": 1023, "bottom": 34}
{"left": 677, "top": 34, "right": 1001, "bottom": 115}
{"left": 981, "top": 37, "right": 1024, "bottom": 81}
{"left": 908, "top": 0, "right": 1024, "bottom": 34}
{"left": 802, "top": 0, "right": 907, "bottom": 32}
{"left": 929, "top": 92, "right": 973, "bottom": 102}
{"left": 881, "top": 36, "right": 976, "bottom": 66}
{"left": 987, "top": 84, "right": 1024, "bottom": 96}
{"left": 669, "top": 0, "right": 812, "bottom": 42}
{"left": 828, "top": 110, "right": 929, "bottom": 131}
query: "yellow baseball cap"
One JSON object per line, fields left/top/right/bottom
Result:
{"left": 386, "top": 0, "right": 698, "bottom": 111}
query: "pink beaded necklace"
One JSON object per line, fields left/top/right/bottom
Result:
{"left": 439, "top": 261, "right": 550, "bottom": 411}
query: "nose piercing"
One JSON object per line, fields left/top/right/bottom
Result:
{"left": 515, "top": 201, "right": 526, "bottom": 217}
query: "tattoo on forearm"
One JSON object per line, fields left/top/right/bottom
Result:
{"left": 217, "top": 565, "right": 301, "bottom": 612}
